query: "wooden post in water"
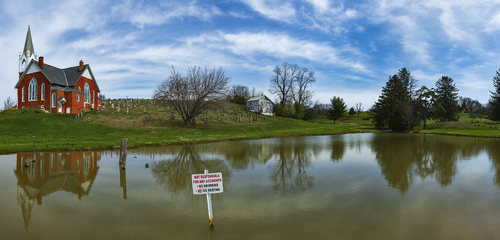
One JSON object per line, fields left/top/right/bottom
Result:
{"left": 120, "top": 165, "right": 127, "bottom": 199}
{"left": 119, "top": 138, "right": 128, "bottom": 169}
{"left": 205, "top": 170, "right": 214, "bottom": 226}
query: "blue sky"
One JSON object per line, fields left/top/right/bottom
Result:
{"left": 2, "top": 0, "right": 500, "bottom": 108}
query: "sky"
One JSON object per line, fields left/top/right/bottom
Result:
{"left": 2, "top": 0, "right": 500, "bottom": 109}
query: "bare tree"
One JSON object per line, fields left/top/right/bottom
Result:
{"left": 154, "top": 66, "right": 230, "bottom": 126}
{"left": 293, "top": 67, "right": 316, "bottom": 107}
{"left": 355, "top": 102, "right": 363, "bottom": 117}
{"left": 3, "top": 96, "right": 16, "bottom": 110}
{"left": 269, "top": 62, "right": 300, "bottom": 105}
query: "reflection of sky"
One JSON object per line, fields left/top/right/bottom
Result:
{"left": 1, "top": 134, "right": 500, "bottom": 239}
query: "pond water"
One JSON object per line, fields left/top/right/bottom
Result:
{"left": 1, "top": 133, "right": 499, "bottom": 240}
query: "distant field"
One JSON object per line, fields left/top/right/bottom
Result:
{"left": 1, "top": 103, "right": 499, "bottom": 154}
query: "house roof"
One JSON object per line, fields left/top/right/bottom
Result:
{"left": 15, "top": 60, "right": 100, "bottom": 92}
{"left": 247, "top": 95, "right": 273, "bottom": 103}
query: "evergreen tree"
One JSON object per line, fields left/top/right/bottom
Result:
{"left": 398, "top": 67, "right": 418, "bottom": 99}
{"left": 435, "top": 76, "right": 459, "bottom": 122}
{"left": 372, "top": 74, "right": 410, "bottom": 132}
{"left": 327, "top": 96, "right": 346, "bottom": 124}
{"left": 489, "top": 67, "right": 500, "bottom": 122}
{"left": 348, "top": 107, "right": 356, "bottom": 115}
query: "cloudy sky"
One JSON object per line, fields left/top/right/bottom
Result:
{"left": 2, "top": 0, "right": 500, "bottom": 108}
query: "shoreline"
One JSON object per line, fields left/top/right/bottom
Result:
{"left": 4, "top": 129, "right": 500, "bottom": 155}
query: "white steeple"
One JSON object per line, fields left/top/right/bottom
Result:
{"left": 19, "top": 26, "right": 38, "bottom": 73}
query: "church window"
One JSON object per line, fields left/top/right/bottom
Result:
{"left": 52, "top": 93, "right": 56, "bottom": 108}
{"left": 77, "top": 94, "right": 80, "bottom": 102}
{"left": 92, "top": 91, "right": 95, "bottom": 104}
{"left": 41, "top": 83, "right": 45, "bottom": 100}
{"left": 22, "top": 86, "right": 25, "bottom": 102}
{"left": 29, "top": 78, "right": 37, "bottom": 101}
{"left": 84, "top": 82, "right": 90, "bottom": 104}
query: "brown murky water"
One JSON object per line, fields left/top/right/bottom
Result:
{"left": 1, "top": 133, "right": 499, "bottom": 239}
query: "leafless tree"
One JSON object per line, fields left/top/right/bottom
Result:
{"left": 232, "top": 85, "right": 250, "bottom": 99}
{"left": 154, "top": 66, "right": 230, "bottom": 126}
{"left": 269, "top": 62, "right": 300, "bottom": 105}
{"left": 3, "top": 96, "right": 16, "bottom": 110}
{"left": 355, "top": 102, "right": 363, "bottom": 117}
{"left": 293, "top": 67, "right": 316, "bottom": 107}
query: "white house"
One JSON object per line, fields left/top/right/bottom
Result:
{"left": 246, "top": 95, "right": 274, "bottom": 116}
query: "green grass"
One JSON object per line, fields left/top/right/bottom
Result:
{"left": 0, "top": 103, "right": 373, "bottom": 154}
{"left": 2, "top": 104, "right": 499, "bottom": 154}
{"left": 418, "top": 113, "right": 500, "bottom": 137}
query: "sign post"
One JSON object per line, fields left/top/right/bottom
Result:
{"left": 192, "top": 170, "right": 223, "bottom": 226}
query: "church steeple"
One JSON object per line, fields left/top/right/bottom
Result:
{"left": 19, "top": 25, "right": 38, "bottom": 74}
{"left": 23, "top": 26, "right": 35, "bottom": 57}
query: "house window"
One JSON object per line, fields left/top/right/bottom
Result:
{"left": 22, "top": 86, "right": 25, "bottom": 102}
{"left": 41, "top": 83, "right": 45, "bottom": 100}
{"left": 52, "top": 93, "right": 56, "bottom": 108}
{"left": 29, "top": 78, "right": 37, "bottom": 101}
{"left": 84, "top": 82, "right": 89, "bottom": 104}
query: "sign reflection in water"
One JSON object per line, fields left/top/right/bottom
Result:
{"left": 14, "top": 152, "right": 100, "bottom": 231}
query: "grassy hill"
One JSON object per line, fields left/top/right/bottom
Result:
{"left": 0, "top": 101, "right": 373, "bottom": 154}
{"left": 2, "top": 101, "right": 499, "bottom": 154}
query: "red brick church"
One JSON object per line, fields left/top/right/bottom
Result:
{"left": 14, "top": 26, "right": 101, "bottom": 114}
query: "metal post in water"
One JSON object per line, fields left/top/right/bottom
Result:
{"left": 205, "top": 169, "right": 214, "bottom": 226}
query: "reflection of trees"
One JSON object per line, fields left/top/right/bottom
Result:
{"left": 370, "top": 134, "right": 488, "bottom": 194}
{"left": 150, "top": 145, "right": 231, "bottom": 198}
{"left": 330, "top": 135, "right": 346, "bottom": 163}
{"left": 221, "top": 141, "right": 273, "bottom": 170}
{"left": 269, "top": 138, "right": 314, "bottom": 195}
{"left": 484, "top": 140, "right": 500, "bottom": 187}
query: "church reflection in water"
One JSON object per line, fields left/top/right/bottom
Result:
{"left": 14, "top": 152, "right": 101, "bottom": 231}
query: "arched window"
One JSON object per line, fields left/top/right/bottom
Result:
{"left": 22, "top": 86, "right": 25, "bottom": 102}
{"left": 84, "top": 82, "right": 90, "bottom": 104}
{"left": 52, "top": 93, "right": 56, "bottom": 108}
{"left": 41, "top": 83, "right": 45, "bottom": 100}
{"left": 92, "top": 91, "right": 95, "bottom": 105}
{"left": 77, "top": 94, "right": 80, "bottom": 102}
{"left": 29, "top": 78, "right": 37, "bottom": 101}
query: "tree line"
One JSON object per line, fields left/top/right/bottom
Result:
{"left": 369, "top": 67, "right": 500, "bottom": 132}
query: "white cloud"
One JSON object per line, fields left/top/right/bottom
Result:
{"left": 112, "top": 0, "right": 222, "bottom": 28}
{"left": 241, "top": 0, "right": 296, "bottom": 22}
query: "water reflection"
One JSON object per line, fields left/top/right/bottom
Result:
{"left": 14, "top": 152, "right": 100, "bottom": 231}
{"left": 222, "top": 141, "right": 273, "bottom": 170}
{"left": 484, "top": 140, "right": 500, "bottom": 187}
{"left": 269, "top": 138, "right": 314, "bottom": 195}
{"left": 370, "top": 134, "right": 493, "bottom": 194}
{"left": 150, "top": 145, "right": 231, "bottom": 198}
{"left": 330, "top": 135, "right": 346, "bottom": 163}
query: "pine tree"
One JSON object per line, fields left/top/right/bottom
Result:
{"left": 398, "top": 67, "right": 418, "bottom": 99}
{"left": 327, "top": 96, "right": 346, "bottom": 124}
{"left": 435, "top": 76, "right": 459, "bottom": 122}
{"left": 372, "top": 74, "right": 410, "bottom": 132}
{"left": 489, "top": 68, "right": 500, "bottom": 122}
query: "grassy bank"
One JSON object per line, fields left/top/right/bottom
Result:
{"left": 2, "top": 103, "right": 499, "bottom": 154}
{"left": 418, "top": 113, "right": 500, "bottom": 138}
{"left": 0, "top": 103, "right": 374, "bottom": 154}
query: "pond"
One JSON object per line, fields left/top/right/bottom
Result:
{"left": 1, "top": 133, "right": 499, "bottom": 239}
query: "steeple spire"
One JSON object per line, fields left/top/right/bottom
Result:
{"left": 23, "top": 25, "right": 35, "bottom": 56}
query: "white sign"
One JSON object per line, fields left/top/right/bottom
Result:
{"left": 192, "top": 172, "right": 223, "bottom": 195}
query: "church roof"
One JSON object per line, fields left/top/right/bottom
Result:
{"left": 23, "top": 26, "right": 35, "bottom": 56}
{"left": 15, "top": 60, "right": 100, "bottom": 92}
